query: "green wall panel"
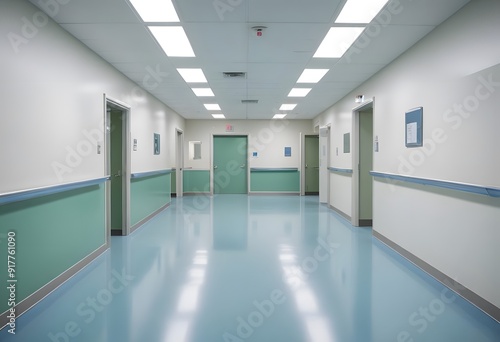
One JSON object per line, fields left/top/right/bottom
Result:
{"left": 130, "top": 173, "right": 171, "bottom": 226}
{"left": 0, "top": 184, "right": 106, "bottom": 314}
{"left": 171, "top": 171, "right": 176, "bottom": 194}
{"left": 250, "top": 171, "right": 300, "bottom": 192}
{"left": 183, "top": 170, "right": 210, "bottom": 193}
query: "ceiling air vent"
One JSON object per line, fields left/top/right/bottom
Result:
{"left": 223, "top": 72, "right": 247, "bottom": 78}
{"left": 241, "top": 100, "right": 258, "bottom": 104}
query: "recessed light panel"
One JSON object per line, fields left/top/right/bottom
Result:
{"left": 313, "top": 27, "right": 365, "bottom": 58}
{"left": 177, "top": 68, "right": 207, "bottom": 83}
{"left": 335, "top": 0, "right": 389, "bottom": 24}
{"left": 149, "top": 26, "right": 195, "bottom": 57}
{"left": 279, "top": 104, "right": 297, "bottom": 111}
{"left": 192, "top": 88, "right": 214, "bottom": 97}
{"left": 129, "top": 0, "right": 180, "bottom": 22}
{"left": 204, "top": 104, "right": 221, "bottom": 110}
{"left": 297, "top": 69, "right": 329, "bottom": 83}
{"left": 288, "top": 88, "right": 312, "bottom": 97}
{"left": 273, "top": 114, "right": 287, "bottom": 119}
{"left": 212, "top": 114, "right": 226, "bottom": 119}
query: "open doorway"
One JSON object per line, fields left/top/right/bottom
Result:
{"left": 175, "top": 129, "right": 184, "bottom": 197}
{"left": 319, "top": 126, "right": 330, "bottom": 203}
{"left": 352, "top": 99, "right": 374, "bottom": 227}
{"left": 105, "top": 97, "right": 130, "bottom": 236}
{"left": 304, "top": 135, "right": 320, "bottom": 195}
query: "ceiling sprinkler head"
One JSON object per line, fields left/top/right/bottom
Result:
{"left": 252, "top": 26, "right": 267, "bottom": 37}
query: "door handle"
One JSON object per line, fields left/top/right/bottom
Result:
{"left": 214, "top": 165, "right": 218, "bottom": 169}
{"left": 240, "top": 164, "right": 245, "bottom": 168}
{"left": 113, "top": 170, "right": 121, "bottom": 177}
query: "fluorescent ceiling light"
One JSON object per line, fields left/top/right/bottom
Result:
{"left": 273, "top": 114, "right": 287, "bottom": 119}
{"left": 177, "top": 68, "right": 207, "bottom": 83}
{"left": 297, "top": 69, "right": 329, "bottom": 83}
{"left": 335, "top": 0, "right": 389, "bottom": 24}
{"left": 130, "top": 0, "right": 179, "bottom": 22}
{"left": 149, "top": 26, "right": 195, "bottom": 57}
{"left": 204, "top": 104, "right": 221, "bottom": 110}
{"left": 279, "top": 104, "right": 297, "bottom": 111}
{"left": 288, "top": 88, "right": 312, "bottom": 97}
{"left": 313, "top": 27, "right": 365, "bottom": 58}
{"left": 192, "top": 88, "right": 214, "bottom": 97}
{"left": 212, "top": 114, "right": 225, "bottom": 119}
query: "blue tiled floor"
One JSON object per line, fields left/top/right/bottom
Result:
{"left": 1, "top": 195, "right": 499, "bottom": 341}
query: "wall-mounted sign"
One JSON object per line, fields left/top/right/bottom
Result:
{"left": 405, "top": 107, "right": 423, "bottom": 147}
{"left": 284, "top": 147, "right": 291, "bottom": 157}
{"left": 154, "top": 133, "right": 160, "bottom": 155}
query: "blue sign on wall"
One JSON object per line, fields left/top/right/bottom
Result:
{"left": 284, "top": 147, "right": 291, "bottom": 157}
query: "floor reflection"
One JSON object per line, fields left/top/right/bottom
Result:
{"left": 1, "top": 195, "right": 498, "bottom": 342}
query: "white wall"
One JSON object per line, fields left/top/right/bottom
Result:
{"left": 0, "top": 0, "right": 185, "bottom": 193}
{"left": 315, "top": 0, "right": 500, "bottom": 309}
{"left": 184, "top": 120, "right": 314, "bottom": 170}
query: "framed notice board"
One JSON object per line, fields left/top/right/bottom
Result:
{"left": 405, "top": 107, "right": 423, "bottom": 147}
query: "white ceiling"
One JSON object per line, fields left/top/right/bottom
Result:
{"left": 29, "top": 0, "right": 470, "bottom": 119}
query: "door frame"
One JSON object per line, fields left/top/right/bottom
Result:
{"left": 351, "top": 98, "right": 374, "bottom": 227}
{"left": 303, "top": 134, "right": 320, "bottom": 195}
{"left": 104, "top": 95, "right": 131, "bottom": 236}
{"left": 176, "top": 128, "right": 184, "bottom": 197}
{"left": 211, "top": 134, "right": 249, "bottom": 195}
{"left": 319, "top": 125, "right": 331, "bottom": 204}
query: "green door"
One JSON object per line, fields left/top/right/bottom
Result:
{"left": 359, "top": 109, "right": 373, "bottom": 223}
{"left": 213, "top": 136, "right": 247, "bottom": 194}
{"left": 110, "top": 110, "right": 123, "bottom": 232}
{"left": 305, "top": 135, "right": 319, "bottom": 194}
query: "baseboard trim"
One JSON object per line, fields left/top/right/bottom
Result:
{"left": 249, "top": 192, "right": 300, "bottom": 196}
{"left": 373, "top": 230, "right": 500, "bottom": 323}
{"left": 183, "top": 192, "right": 210, "bottom": 196}
{"left": 358, "top": 219, "right": 373, "bottom": 227}
{"left": 130, "top": 202, "right": 170, "bottom": 234}
{"left": 328, "top": 205, "right": 352, "bottom": 222}
{"left": 1, "top": 243, "right": 108, "bottom": 329}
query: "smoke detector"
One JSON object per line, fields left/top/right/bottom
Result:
{"left": 252, "top": 26, "right": 267, "bottom": 37}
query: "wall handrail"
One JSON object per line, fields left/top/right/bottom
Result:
{"left": 370, "top": 171, "right": 500, "bottom": 198}
{"left": 328, "top": 167, "right": 353, "bottom": 174}
{"left": 250, "top": 167, "right": 299, "bottom": 172}
{"left": 0, "top": 177, "right": 110, "bottom": 206}
{"left": 130, "top": 169, "right": 173, "bottom": 179}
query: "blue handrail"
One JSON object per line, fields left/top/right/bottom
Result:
{"left": 328, "top": 167, "right": 353, "bottom": 174}
{"left": 370, "top": 171, "right": 500, "bottom": 198}
{"left": 250, "top": 168, "right": 299, "bottom": 172}
{"left": 130, "top": 169, "right": 173, "bottom": 179}
{"left": 0, "top": 177, "right": 110, "bottom": 206}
